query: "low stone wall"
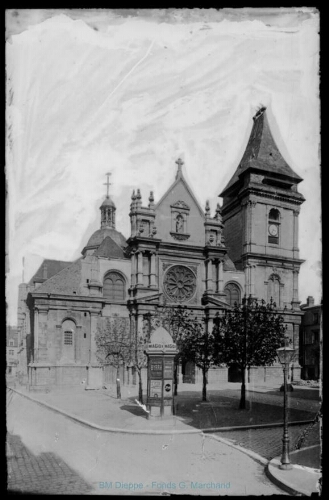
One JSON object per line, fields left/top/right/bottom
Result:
{"left": 252, "top": 365, "right": 301, "bottom": 383}
{"left": 28, "top": 364, "right": 91, "bottom": 390}
{"left": 199, "top": 365, "right": 300, "bottom": 386}
{"left": 207, "top": 367, "right": 229, "bottom": 384}
{"left": 26, "top": 362, "right": 301, "bottom": 391}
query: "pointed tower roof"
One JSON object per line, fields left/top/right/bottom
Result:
{"left": 220, "top": 107, "right": 303, "bottom": 197}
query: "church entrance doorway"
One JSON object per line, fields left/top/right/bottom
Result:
{"left": 182, "top": 360, "right": 195, "bottom": 383}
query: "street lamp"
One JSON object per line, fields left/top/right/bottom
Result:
{"left": 276, "top": 345, "right": 296, "bottom": 470}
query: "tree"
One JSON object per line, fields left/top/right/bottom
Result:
{"left": 131, "top": 312, "right": 162, "bottom": 405}
{"left": 96, "top": 315, "right": 132, "bottom": 399}
{"left": 213, "top": 296, "right": 287, "bottom": 409}
{"left": 162, "top": 305, "right": 216, "bottom": 402}
{"left": 160, "top": 305, "right": 190, "bottom": 396}
{"left": 134, "top": 330, "right": 148, "bottom": 404}
{"left": 133, "top": 304, "right": 216, "bottom": 403}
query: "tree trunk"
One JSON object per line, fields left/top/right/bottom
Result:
{"left": 202, "top": 368, "right": 207, "bottom": 402}
{"left": 116, "top": 365, "right": 121, "bottom": 399}
{"left": 137, "top": 368, "right": 143, "bottom": 404}
{"left": 239, "top": 366, "right": 246, "bottom": 409}
{"left": 132, "top": 366, "right": 137, "bottom": 386}
{"left": 247, "top": 366, "right": 250, "bottom": 383}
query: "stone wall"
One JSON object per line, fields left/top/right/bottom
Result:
{"left": 28, "top": 365, "right": 90, "bottom": 389}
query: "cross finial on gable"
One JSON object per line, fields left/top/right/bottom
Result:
{"left": 104, "top": 172, "right": 112, "bottom": 198}
{"left": 175, "top": 158, "right": 184, "bottom": 179}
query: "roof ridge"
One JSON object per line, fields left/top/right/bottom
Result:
{"left": 28, "top": 258, "right": 73, "bottom": 285}
{"left": 33, "top": 259, "right": 82, "bottom": 294}
{"left": 93, "top": 235, "right": 126, "bottom": 259}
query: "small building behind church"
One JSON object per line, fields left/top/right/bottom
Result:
{"left": 6, "top": 326, "right": 19, "bottom": 377}
{"left": 16, "top": 107, "right": 306, "bottom": 390}
{"left": 299, "top": 296, "right": 321, "bottom": 381}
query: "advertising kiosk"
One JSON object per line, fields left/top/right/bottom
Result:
{"left": 146, "top": 326, "right": 178, "bottom": 418}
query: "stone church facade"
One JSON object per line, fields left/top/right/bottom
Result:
{"left": 17, "top": 107, "right": 305, "bottom": 389}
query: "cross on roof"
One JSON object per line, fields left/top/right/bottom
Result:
{"left": 104, "top": 172, "right": 112, "bottom": 197}
{"left": 175, "top": 158, "right": 184, "bottom": 180}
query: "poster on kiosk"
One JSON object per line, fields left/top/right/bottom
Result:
{"left": 146, "top": 327, "right": 178, "bottom": 418}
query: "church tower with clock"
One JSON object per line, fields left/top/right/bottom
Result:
{"left": 220, "top": 107, "right": 305, "bottom": 355}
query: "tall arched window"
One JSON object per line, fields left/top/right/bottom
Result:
{"left": 103, "top": 272, "right": 125, "bottom": 301}
{"left": 267, "top": 274, "right": 281, "bottom": 306}
{"left": 268, "top": 208, "right": 280, "bottom": 244}
{"left": 224, "top": 283, "right": 241, "bottom": 306}
{"left": 62, "top": 319, "right": 75, "bottom": 361}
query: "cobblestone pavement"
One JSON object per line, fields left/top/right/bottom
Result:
{"left": 215, "top": 421, "right": 321, "bottom": 462}
{"left": 7, "top": 433, "right": 93, "bottom": 495}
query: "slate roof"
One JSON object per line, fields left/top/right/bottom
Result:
{"left": 84, "top": 227, "right": 127, "bottom": 251}
{"left": 33, "top": 259, "right": 82, "bottom": 295}
{"left": 100, "top": 195, "right": 116, "bottom": 208}
{"left": 28, "top": 259, "right": 72, "bottom": 285}
{"left": 93, "top": 236, "right": 127, "bottom": 259}
{"left": 220, "top": 108, "right": 303, "bottom": 197}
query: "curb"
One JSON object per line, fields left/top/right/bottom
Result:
{"left": 204, "top": 433, "right": 268, "bottom": 466}
{"left": 265, "top": 445, "right": 321, "bottom": 497}
{"left": 8, "top": 388, "right": 201, "bottom": 435}
{"left": 8, "top": 387, "right": 316, "bottom": 436}
{"left": 265, "top": 462, "right": 302, "bottom": 496}
{"left": 201, "top": 420, "right": 315, "bottom": 432}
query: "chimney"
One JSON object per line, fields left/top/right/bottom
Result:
{"left": 306, "top": 296, "right": 314, "bottom": 307}
{"left": 43, "top": 263, "right": 48, "bottom": 279}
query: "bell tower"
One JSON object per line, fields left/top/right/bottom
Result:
{"left": 220, "top": 107, "right": 305, "bottom": 359}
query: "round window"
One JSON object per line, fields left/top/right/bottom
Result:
{"left": 163, "top": 265, "right": 196, "bottom": 303}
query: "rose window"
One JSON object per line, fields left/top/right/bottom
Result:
{"left": 163, "top": 265, "right": 196, "bottom": 302}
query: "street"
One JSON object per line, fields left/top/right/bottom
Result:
{"left": 7, "top": 390, "right": 285, "bottom": 496}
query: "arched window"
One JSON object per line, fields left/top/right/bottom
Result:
{"left": 268, "top": 208, "right": 280, "bottom": 244}
{"left": 267, "top": 274, "right": 281, "bottom": 306}
{"left": 62, "top": 319, "right": 75, "bottom": 361}
{"left": 269, "top": 208, "right": 280, "bottom": 221}
{"left": 103, "top": 272, "right": 125, "bottom": 301}
{"left": 224, "top": 283, "right": 241, "bottom": 306}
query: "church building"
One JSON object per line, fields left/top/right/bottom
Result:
{"left": 17, "top": 107, "right": 305, "bottom": 389}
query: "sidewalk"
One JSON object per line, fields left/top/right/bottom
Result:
{"left": 7, "top": 381, "right": 321, "bottom": 496}
{"left": 266, "top": 445, "right": 321, "bottom": 496}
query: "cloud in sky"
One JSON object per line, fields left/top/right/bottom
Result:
{"left": 6, "top": 8, "right": 321, "bottom": 324}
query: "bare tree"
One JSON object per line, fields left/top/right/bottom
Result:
{"left": 96, "top": 315, "right": 132, "bottom": 399}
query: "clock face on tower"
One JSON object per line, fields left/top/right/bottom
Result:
{"left": 268, "top": 224, "right": 278, "bottom": 237}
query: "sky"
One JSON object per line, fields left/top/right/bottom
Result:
{"left": 6, "top": 8, "right": 321, "bottom": 325}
